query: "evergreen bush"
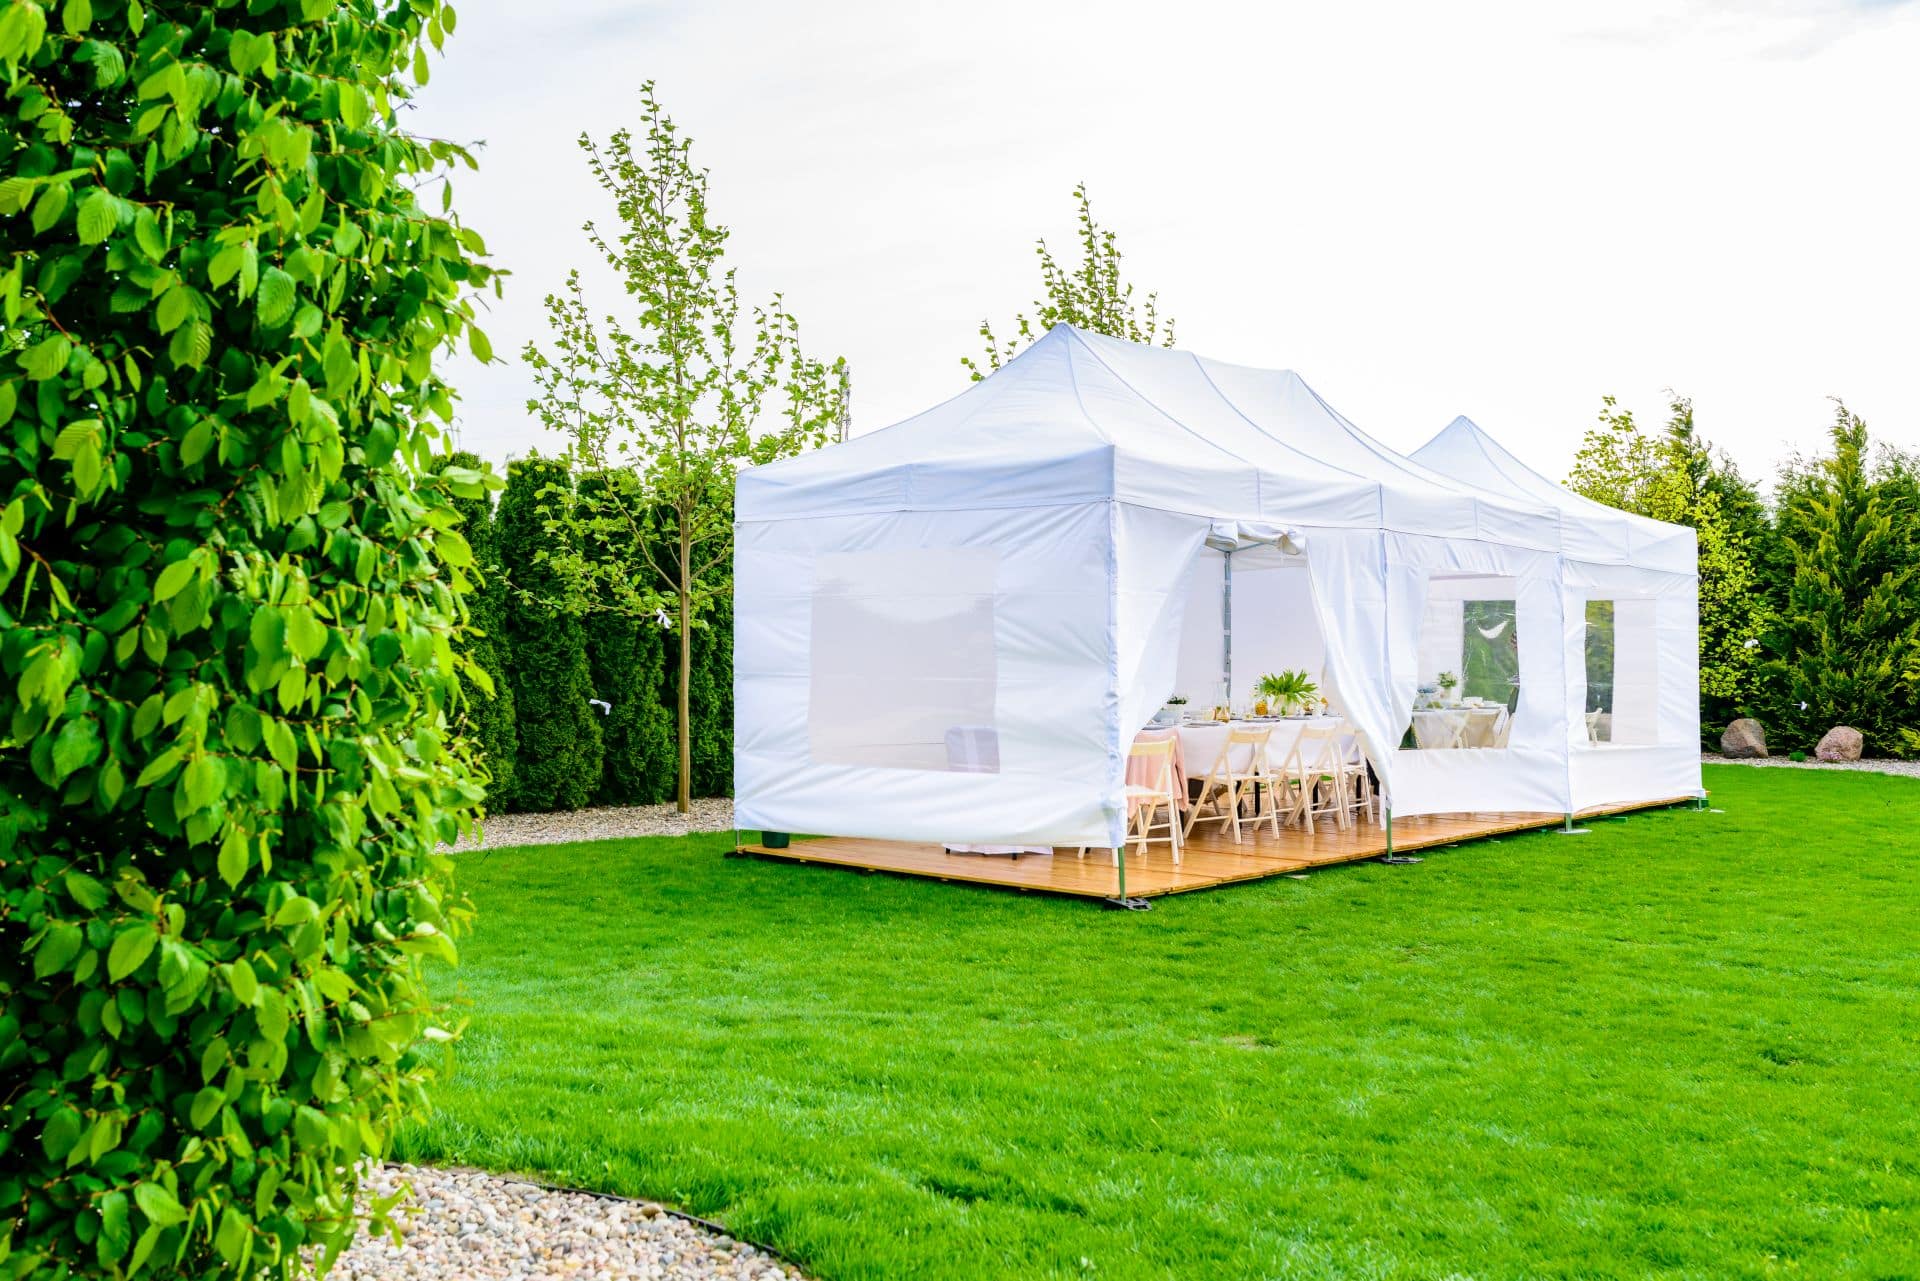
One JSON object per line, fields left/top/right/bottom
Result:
{"left": 494, "top": 457, "right": 600, "bottom": 811}
{"left": 0, "top": 0, "right": 490, "bottom": 1274}
{"left": 576, "top": 472, "right": 672, "bottom": 806}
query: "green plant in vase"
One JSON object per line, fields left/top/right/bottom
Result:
{"left": 1437, "top": 671, "right": 1460, "bottom": 703}
{"left": 1256, "top": 670, "right": 1320, "bottom": 716}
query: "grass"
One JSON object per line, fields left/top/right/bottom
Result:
{"left": 396, "top": 765, "right": 1920, "bottom": 1280}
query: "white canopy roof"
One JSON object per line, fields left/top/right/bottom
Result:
{"left": 740, "top": 326, "right": 1566, "bottom": 550}
{"left": 1412, "top": 416, "right": 1695, "bottom": 574}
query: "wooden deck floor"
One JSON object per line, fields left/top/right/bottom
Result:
{"left": 736, "top": 797, "right": 1695, "bottom": 901}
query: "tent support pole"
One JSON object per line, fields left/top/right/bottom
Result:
{"left": 1377, "top": 806, "right": 1421, "bottom": 864}
{"left": 1557, "top": 812, "right": 1591, "bottom": 835}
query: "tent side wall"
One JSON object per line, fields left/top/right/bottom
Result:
{"left": 735, "top": 500, "right": 1131, "bottom": 847}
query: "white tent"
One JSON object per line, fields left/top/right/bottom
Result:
{"left": 734, "top": 327, "right": 1701, "bottom": 849}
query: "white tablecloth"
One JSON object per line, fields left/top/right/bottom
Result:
{"left": 1410, "top": 706, "right": 1504, "bottom": 749}
{"left": 1176, "top": 718, "right": 1349, "bottom": 777}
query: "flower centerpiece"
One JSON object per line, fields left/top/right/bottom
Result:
{"left": 1255, "top": 669, "right": 1320, "bottom": 717}
{"left": 1437, "top": 670, "right": 1460, "bottom": 704}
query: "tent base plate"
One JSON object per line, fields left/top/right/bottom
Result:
{"left": 1376, "top": 854, "right": 1424, "bottom": 864}
{"left": 1101, "top": 896, "right": 1154, "bottom": 912}
{"left": 1556, "top": 827, "right": 1592, "bottom": 835}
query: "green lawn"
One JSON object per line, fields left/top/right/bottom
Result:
{"left": 396, "top": 765, "right": 1920, "bottom": 1280}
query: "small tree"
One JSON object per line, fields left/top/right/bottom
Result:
{"left": 495, "top": 458, "right": 602, "bottom": 811}
{"left": 524, "top": 83, "right": 845, "bottom": 813}
{"left": 1758, "top": 404, "right": 1920, "bottom": 754}
{"left": 963, "top": 182, "right": 1175, "bottom": 379}
{"left": 1567, "top": 395, "right": 1766, "bottom": 729}
{"left": 0, "top": 0, "right": 491, "bottom": 1274}
{"left": 438, "top": 451, "right": 518, "bottom": 799}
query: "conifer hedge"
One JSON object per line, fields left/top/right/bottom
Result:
{"left": 0, "top": 0, "right": 489, "bottom": 1275}
{"left": 493, "top": 457, "right": 600, "bottom": 811}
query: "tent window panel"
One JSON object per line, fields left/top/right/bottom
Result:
{"left": 808, "top": 548, "right": 1000, "bottom": 772}
{"left": 1583, "top": 600, "right": 1615, "bottom": 743}
{"left": 1585, "top": 597, "right": 1660, "bottom": 747}
{"left": 1408, "top": 574, "right": 1520, "bottom": 751}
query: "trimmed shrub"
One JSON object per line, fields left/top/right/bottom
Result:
{"left": 495, "top": 458, "right": 601, "bottom": 811}
{"left": 437, "top": 451, "right": 517, "bottom": 800}
{"left": 0, "top": 1, "right": 488, "bottom": 1276}
{"left": 586, "top": 611, "right": 675, "bottom": 806}
{"left": 676, "top": 591, "right": 735, "bottom": 798}
{"left": 575, "top": 471, "right": 673, "bottom": 806}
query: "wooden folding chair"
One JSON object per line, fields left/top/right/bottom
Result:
{"left": 1184, "top": 725, "right": 1281, "bottom": 844}
{"left": 1123, "top": 735, "right": 1183, "bottom": 864}
{"left": 1276, "top": 723, "right": 1354, "bottom": 834}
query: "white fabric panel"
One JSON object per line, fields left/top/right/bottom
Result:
{"left": 1413, "top": 416, "right": 1697, "bottom": 574}
{"left": 735, "top": 502, "right": 1119, "bottom": 845}
{"left": 1610, "top": 598, "right": 1660, "bottom": 746}
{"left": 1113, "top": 505, "right": 1213, "bottom": 843}
{"left": 1172, "top": 548, "right": 1227, "bottom": 706}
{"left": 1416, "top": 598, "right": 1465, "bottom": 689}
{"left": 1376, "top": 536, "right": 1570, "bottom": 817}
{"left": 1224, "top": 562, "right": 1325, "bottom": 705}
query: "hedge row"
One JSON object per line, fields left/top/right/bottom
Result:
{"left": 458, "top": 457, "right": 730, "bottom": 812}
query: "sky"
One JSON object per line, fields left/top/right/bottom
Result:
{"left": 409, "top": 0, "right": 1920, "bottom": 488}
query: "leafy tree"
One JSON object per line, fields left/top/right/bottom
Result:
{"left": 963, "top": 182, "right": 1175, "bottom": 379}
{"left": 1757, "top": 404, "right": 1920, "bottom": 755}
{"left": 677, "top": 589, "right": 733, "bottom": 798}
{"left": 1567, "top": 395, "right": 1765, "bottom": 730}
{"left": 523, "top": 82, "right": 845, "bottom": 813}
{"left": 495, "top": 457, "right": 602, "bottom": 811}
{"left": 436, "top": 450, "right": 517, "bottom": 800}
{"left": 0, "top": 0, "right": 491, "bottom": 1275}
{"left": 577, "top": 470, "right": 673, "bottom": 806}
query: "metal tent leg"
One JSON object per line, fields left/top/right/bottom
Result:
{"left": 1377, "top": 807, "right": 1422, "bottom": 864}
{"left": 1556, "top": 812, "right": 1591, "bottom": 835}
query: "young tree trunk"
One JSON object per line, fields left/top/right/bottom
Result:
{"left": 676, "top": 521, "right": 693, "bottom": 814}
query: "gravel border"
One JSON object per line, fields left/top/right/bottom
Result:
{"left": 334, "top": 1164, "right": 807, "bottom": 1280}
{"left": 452, "top": 797, "right": 736, "bottom": 850}
{"left": 1702, "top": 752, "right": 1920, "bottom": 779}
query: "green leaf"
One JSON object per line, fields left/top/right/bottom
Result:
{"left": 33, "top": 920, "right": 84, "bottom": 978}
{"left": 208, "top": 241, "right": 247, "bottom": 287}
{"left": 216, "top": 829, "right": 247, "bottom": 887}
{"left": 61, "top": 0, "right": 91, "bottom": 35}
{"left": 155, "top": 285, "right": 190, "bottom": 334}
{"left": 97, "top": 1189, "right": 130, "bottom": 1267}
{"left": 190, "top": 1086, "right": 223, "bottom": 1129}
{"left": 228, "top": 958, "right": 259, "bottom": 1005}
{"left": 49, "top": 717, "right": 96, "bottom": 782}
{"left": 108, "top": 926, "right": 157, "bottom": 981}
{"left": 467, "top": 324, "right": 492, "bottom": 363}
{"left": 256, "top": 267, "right": 295, "bottom": 327}
{"left": 179, "top": 417, "right": 214, "bottom": 466}
{"left": 152, "top": 556, "right": 195, "bottom": 601}
{"left": 169, "top": 319, "right": 212, "bottom": 369}
{"left": 64, "top": 870, "right": 110, "bottom": 910}
{"left": 284, "top": 605, "right": 326, "bottom": 660}
{"left": 30, "top": 181, "right": 69, "bottom": 233}
{"left": 76, "top": 188, "right": 117, "bottom": 244}
{"left": 182, "top": 755, "right": 219, "bottom": 809}
{"left": 20, "top": 335, "right": 72, "bottom": 380}
{"left": 41, "top": 1107, "right": 85, "bottom": 1161}
{"left": 132, "top": 1182, "right": 186, "bottom": 1228}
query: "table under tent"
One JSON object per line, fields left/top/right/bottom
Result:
{"left": 732, "top": 326, "right": 1703, "bottom": 903}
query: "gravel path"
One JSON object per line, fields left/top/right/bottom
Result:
{"left": 1702, "top": 752, "right": 1920, "bottom": 779}
{"left": 453, "top": 797, "right": 736, "bottom": 850}
{"left": 335, "top": 1165, "right": 806, "bottom": 1281}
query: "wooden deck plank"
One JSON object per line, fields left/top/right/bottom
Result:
{"left": 738, "top": 796, "right": 1695, "bottom": 901}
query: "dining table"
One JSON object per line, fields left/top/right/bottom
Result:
{"left": 1174, "top": 716, "right": 1352, "bottom": 777}
{"left": 1410, "top": 704, "right": 1504, "bottom": 749}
